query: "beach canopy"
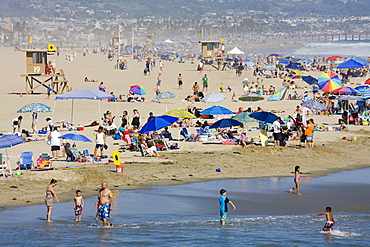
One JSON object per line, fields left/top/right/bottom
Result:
{"left": 0, "top": 135, "right": 25, "bottom": 176}
{"left": 17, "top": 103, "right": 51, "bottom": 113}
{"left": 201, "top": 106, "right": 233, "bottom": 115}
{"left": 227, "top": 47, "right": 244, "bottom": 55}
{"left": 267, "top": 87, "right": 287, "bottom": 101}
{"left": 55, "top": 89, "right": 114, "bottom": 124}
{"left": 354, "top": 57, "right": 369, "bottom": 66}
{"left": 249, "top": 111, "right": 280, "bottom": 124}
{"left": 163, "top": 109, "right": 196, "bottom": 118}
{"left": 56, "top": 89, "right": 113, "bottom": 100}
{"left": 58, "top": 133, "right": 92, "bottom": 142}
{"left": 202, "top": 92, "right": 226, "bottom": 103}
{"left": 164, "top": 39, "right": 173, "bottom": 43}
{"left": 209, "top": 118, "right": 243, "bottom": 129}
{"left": 138, "top": 115, "right": 178, "bottom": 134}
{"left": 317, "top": 73, "right": 342, "bottom": 92}
{"left": 301, "top": 100, "right": 327, "bottom": 111}
{"left": 337, "top": 59, "right": 366, "bottom": 69}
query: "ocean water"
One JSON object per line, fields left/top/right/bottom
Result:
{"left": 1, "top": 168, "right": 370, "bottom": 246}
{"left": 293, "top": 40, "right": 370, "bottom": 58}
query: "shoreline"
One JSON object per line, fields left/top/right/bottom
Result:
{"left": 1, "top": 135, "right": 369, "bottom": 209}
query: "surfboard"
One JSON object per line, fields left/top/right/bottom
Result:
{"left": 30, "top": 167, "right": 54, "bottom": 171}
{"left": 53, "top": 166, "right": 85, "bottom": 170}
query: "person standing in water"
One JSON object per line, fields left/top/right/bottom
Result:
{"left": 98, "top": 182, "right": 114, "bottom": 226}
{"left": 45, "top": 179, "right": 59, "bottom": 222}
{"left": 290, "top": 166, "right": 301, "bottom": 195}
{"left": 312, "top": 207, "right": 335, "bottom": 232}
{"left": 219, "top": 189, "right": 236, "bottom": 225}
{"left": 73, "top": 190, "right": 84, "bottom": 222}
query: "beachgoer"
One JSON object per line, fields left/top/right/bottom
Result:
{"left": 45, "top": 118, "right": 54, "bottom": 132}
{"left": 219, "top": 189, "right": 236, "bottom": 225}
{"left": 47, "top": 85, "right": 51, "bottom": 99}
{"left": 304, "top": 118, "right": 315, "bottom": 148}
{"left": 240, "top": 132, "right": 247, "bottom": 154}
{"left": 147, "top": 112, "right": 155, "bottom": 122}
{"left": 74, "top": 190, "right": 84, "bottom": 222}
{"left": 121, "top": 110, "right": 129, "bottom": 130}
{"left": 131, "top": 109, "right": 140, "bottom": 128}
{"left": 312, "top": 207, "right": 335, "bottom": 232}
{"left": 178, "top": 73, "right": 183, "bottom": 90}
{"left": 202, "top": 74, "right": 208, "bottom": 92}
{"left": 98, "top": 182, "right": 114, "bottom": 226}
{"left": 12, "top": 116, "right": 23, "bottom": 133}
{"left": 273, "top": 117, "right": 283, "bottom": 146}
{"left": 289, "top": 166, "right": 301, "bottom": 195}
{"left": 31, "top": 112, "right": 38, "bottom": 134}
{"left": 198, "top": 61, "right": 203, "bottom": 73}
{"left": 48, "top": 127, "right": 61, "bottom": 159}
{"left": 99, "top": 82, "right": 106, "bottom": 92}
{"left": 94, "top": 126, "right": 106, "bottom": 157}
{"left": 159, "top": 60, "right": 164, "bottom": 72}
{"left": 45, "top": 179, "right": 59, "bottom": 222}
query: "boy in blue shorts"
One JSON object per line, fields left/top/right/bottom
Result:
{"left": 219, "top": 189, "right": 236, "bottom": 225}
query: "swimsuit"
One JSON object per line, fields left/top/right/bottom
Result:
{"left": 75, "top": 205, "right": 83, "bottom": 216}
{"left": 323, "top": 221, "right": 334, "bottom": 230}
{"left": 98, "top": 203, "right": 111, "bottom": 219}
{"left": 294, "top": 173, "right": 301, "bottom": 182}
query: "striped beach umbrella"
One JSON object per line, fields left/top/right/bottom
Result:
{"left": 232, "top": 112, "right": 257, "bottom": 123}
{"left": 317, "top": 73, "right": 342, "bottom": 92}
{"left": 331, "top": 87, "right": 361, "bottom": 95}
{"left": 130, "top": 85, "right": 147, "bottom": 95}
{"left": 202, "top": 92, "right": 226, "bottom": 103}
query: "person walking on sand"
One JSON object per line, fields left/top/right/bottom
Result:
{"left": 31, "top": 112, "right": 38, "bottom": 134}
{"left": 178, "top": 73, "right": 183, "bottom": 90}
{"left": 202, "top": 74, "right": 209, "bottom": 92}
{"left": 45, "top": 179, "right": 59, "bottom": 222}
{"left": 304, "top": 118, "right": 315, "bottom": 149}
{"left": 312, "top": 207, "right": 335, "bottom": 232}
{"left": 98, "top": 182, "right": 114, "bottom": 227}
{"left": 239, "top": 131, "right": 247, "bottom": 154}
{"left": 94, "top": 126, "right": 106, "bottom": 157}
{"left": 74, "top": 190, "right": 84, "bottom": 222}
{"left": 289, "top": 166, "right": 301, "bottom": 195}
{"left": 48, "top": 127, "right": 61, "bottom": 160}
{"left": 219, "top": 189, "right": 236, "bottom": 225}
{"left": 273, "top": 117, "right": 283, "bottom": 146}
{"left": 12, "top": 116, "right": 23, "bottom": 133}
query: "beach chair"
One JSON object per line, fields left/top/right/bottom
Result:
{"left": 18, "top": 151, "right": 33, "bottom": 170}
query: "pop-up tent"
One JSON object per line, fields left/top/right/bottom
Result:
{"left": 54, "top": 89, "right": 114, "bottom": 124}
{"left": 337, "top": 59, "right": 366, "bottom": 69}
{"left": 227, "top": 47, "right": 244, "bottom": 55}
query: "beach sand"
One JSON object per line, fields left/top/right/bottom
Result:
{"left": 0, "top": 47, "right": 369, "bottom": 208}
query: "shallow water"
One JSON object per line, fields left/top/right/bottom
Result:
{"left": 1, "top": 168, "right": 370, "bottom": 246}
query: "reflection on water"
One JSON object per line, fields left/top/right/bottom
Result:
{"left": 0, "top": 168, "right": 370, "bottom": 246}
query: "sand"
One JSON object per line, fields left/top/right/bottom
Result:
{"left": 0, "top": 47, "right": 369, "bottom": 208}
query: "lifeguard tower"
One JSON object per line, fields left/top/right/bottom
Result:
{"left": 199, "top": 41, "right": 227, "bottom": 70}
{"left": 20, "top": 46, "right": 69, "bottom": 94}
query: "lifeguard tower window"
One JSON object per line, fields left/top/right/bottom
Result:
{"left": 32, "top": 52, "right": 46, "bottom": 64}
{"left": 207, "top": 43, "right": 219, "bottom": 50}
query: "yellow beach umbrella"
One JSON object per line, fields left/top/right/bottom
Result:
{"left": 163, "top": 109, "right": 196, "bottom": 118}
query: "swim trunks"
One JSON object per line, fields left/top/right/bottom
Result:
{"left": 98, "top": 203, "right": 111, "bottom": 219}
{"left": 306, "top": 135, "right": 313, "bottom": 143}
{"left": 220, "top": 212, "right": 228, "bottom": 222}
{"left": 75, "top": 205, "right": 83, "bottom": 216}
{"left": 323, "top": 221, "right": 334, "bottom": 230}
{"left": 45, "top": 199, "right": 53, "bottom": 207}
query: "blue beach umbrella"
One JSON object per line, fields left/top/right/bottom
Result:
{"left": 209, "top": 118, "right": 243, "bottom": 129}
{"left": 249, "top": 111, "right": 280, "bottom": 124}
{"left": 138, "top": 115, "right": 179, "bottom": 134}
{"left": 232, "top": 112, "right": 257, "bottom": 123}
{"left": 58, "top": 133, "right": 92, "bottom": 142}
{"left": 301, "top": 58, "right": 314, "bottom": 63}
{"left": 201, "top": 106, "right": 234, "bottom": 115}
{"left": 17, "top": 103, "right": 51, "bottom": 113}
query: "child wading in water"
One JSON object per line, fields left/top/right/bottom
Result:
{"left": 74, "top": 190, "right": 84, "bottom": 221}
{"left": 219, "top": 189, "right": 236, "bottom": 225}
{"left": 312, "top": 207, "right": 335, "bottom": 232}
{"left": 290, "top": 166, "right": 301, "bottom": 195}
